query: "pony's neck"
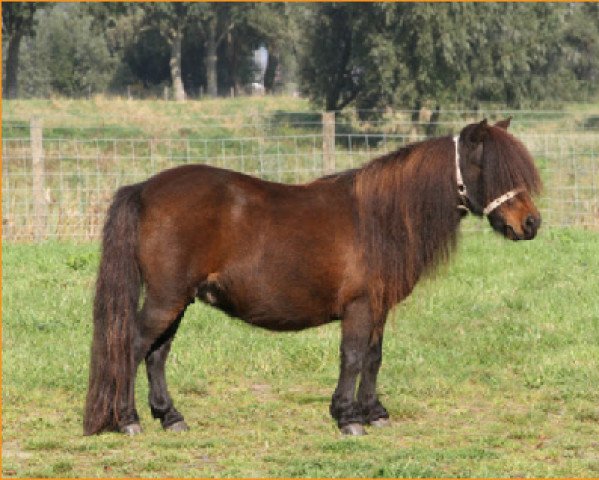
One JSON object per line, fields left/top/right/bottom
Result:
{"left": 354, "top": 137, "right": 462, "bottom": 317}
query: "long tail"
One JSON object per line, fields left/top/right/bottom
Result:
{"left": 83, "top": 183, "right": 143, "bottom": 435}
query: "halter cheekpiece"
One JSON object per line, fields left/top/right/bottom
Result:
{"left": 453, "top": 135, "right": 523, "bottom": 216}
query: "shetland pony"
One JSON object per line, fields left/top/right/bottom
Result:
{"left": 84, "top": 119, "right": 541, "bottom": 436}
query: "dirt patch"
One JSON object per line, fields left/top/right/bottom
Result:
{"left": 251, "top": 383, "right": 275, "bottom": 400}
{"left": 2, "top": 441, "right": 32, "bottom": 460}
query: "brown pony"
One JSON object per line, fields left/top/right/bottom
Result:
{"left": 84, "top": 119, "right": 542, "bottom": 436}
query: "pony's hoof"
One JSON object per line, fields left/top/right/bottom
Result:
{"left": 165, "top": 420, "right": 189, "bottom": 432}
{"left": 120, "top": 423, "right": 143, "bottom": 436}
{"left": 369, "top": 418, "right": 391, "bottom": 428}
{"left": 340, "top": 423, "right": 366, "bottom": 436}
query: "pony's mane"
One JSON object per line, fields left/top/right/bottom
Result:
{"left": 483, "top": 127, "right": 542, "bottom": 202}
{"left": 354, "top": 137, "right": 461, "bottom": 320}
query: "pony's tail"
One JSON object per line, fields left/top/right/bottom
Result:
{"left": 83, "top": 183, "right": 144, "bottom": 435}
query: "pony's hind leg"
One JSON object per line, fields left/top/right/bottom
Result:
{"left": 145, "top": 315, "right": 189, "bottom": 431}
{"left": 113, "top": 325, "right": 150, "bottom": 435}
{"left": 119, "top": 294, "right": 189, "bottom": 434}
{"left": 356, "top": 326, "right": 390, "bottom": 427}
{"left": 330, "top": 297, "right": 372, "bottom": 436}
{"left": 116, "top": 314, "right": 162, "bottom": 435}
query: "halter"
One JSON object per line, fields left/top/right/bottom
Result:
{"left": 453, "top": 135, "right": 523, "bottom": 216}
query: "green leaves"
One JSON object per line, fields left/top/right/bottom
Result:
{"left": 7, "top": 3, "right": 599, "bottom": 105}
{"left": 18, "top": 4, "right": 115, "bottom": 98}
{"left": 298, "top": 3, "right": 599, "bottom": 111}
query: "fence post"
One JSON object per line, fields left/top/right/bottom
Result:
{"left": 322, "top": 111, "right": 336, "bottom": 174}
{"left": 31, "top": 117, "right": 47, "bottom": 240}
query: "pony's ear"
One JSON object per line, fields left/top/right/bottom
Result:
{"left": 468, "top": 119, "right": 488, "bottom": 144}
{"left": 494, "top": 117, "right": 511, "bottom": 130}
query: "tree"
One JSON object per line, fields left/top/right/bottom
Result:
{"left": 298, "top": 3, "right": 599, "bottom": 111}
{"left": 122, "top": 27, "right": 170, "bottom": 90}
{"left": 464, "top": 3, "right": 570, "bottom": 107}
{"left": 139, "top": 3, "right": 196, "bottom": 101}
{"left": 84, "top": 3, "right": 173, "bottom": 95}
{"left": 18, "top": 4, "right": 115, "bottom": 97}
{"left": 561, "top": 3, "right": 599, "bottom": 98}
{"left": 387, "top": 4, "right": 472, "bottom": 108}
{"left": 299, "top": 4, "right": 379, "bottom": 111}
{"left": 84, "top": 3, "right": 293, "bottom": 98}
{"left": 192, "top": 4, "right": 239, "bottom": 97}
{"left": 2, "top": 2, "right": 43, "bottom": 99}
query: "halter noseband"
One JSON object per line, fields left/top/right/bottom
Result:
{"left": 453, "top": 135, "right": 523, "bottom": 216}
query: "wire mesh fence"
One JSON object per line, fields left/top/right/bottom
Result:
{"left": 2, "top": 112, "right": 599, "bottom": 241}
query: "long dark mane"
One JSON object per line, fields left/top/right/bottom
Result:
{"left": 354, "top": 137, "right": 461, "bottom": 319}
{"left": 482, "top": 126, "right": 542, "bottom": 202}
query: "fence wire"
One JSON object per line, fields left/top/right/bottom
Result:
{"left": 2, "top": 115, "right": 599, "bottom": 241}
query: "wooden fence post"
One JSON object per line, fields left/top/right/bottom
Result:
{"left": 31, "top": 117, "right": 47, "bottom": 240}
{"left": 322, "top": 111, "right": 336, "bottom": 174}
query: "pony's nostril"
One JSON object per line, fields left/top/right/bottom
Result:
{"left": 524, "top": 215, "right": 536, "bottom": 230}
{"left": 522, "top": 214, "right": 540, "bottom": 239}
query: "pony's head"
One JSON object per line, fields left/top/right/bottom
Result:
{"left": 455, "top": 118, "right": 542, "bottom": 240}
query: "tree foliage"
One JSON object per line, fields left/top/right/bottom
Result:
{"left": 5, "top": 2, "right": 599, "bottom": 107}
{"left": 2, "top": 2, "right": 43, "bottom": 98}
{"left": 17, "top": 4, "right": 114, "bottom": 98}
{"left": 299, "top": 3, "right": 599, "bottom": 110}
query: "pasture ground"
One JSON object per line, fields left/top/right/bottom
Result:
{"left": 2, "top": 227, "right": 599, "bottom": 477}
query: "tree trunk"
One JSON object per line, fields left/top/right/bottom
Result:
{"left": 4, "top": 33, "right": 23, "bottom": 99}
{"left": 169, "top": 30, "right": 186, "bottom": 102}
{"left": 204, "top": 18, "right": 218, "bottom": 98}
{"left": 226, "top": 32, "right": 242, "bottom": 96}
{"left": 264, "top": 47, "right": 279, "bottom": 94}
{"left": 326, "top": 31, "right": 353, "bottom": 111}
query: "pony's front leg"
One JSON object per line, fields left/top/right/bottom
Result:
{"left": 356, "top": 326, "right": 390, "bottom": 427}
{"left": 330, "top": 297, "right": 372, "bottom": 435}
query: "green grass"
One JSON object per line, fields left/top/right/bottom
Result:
{"left": 1, "top": 96, "right": 315, "bottom": 140}
{"left": 3, "top": 96, "right": 598, "bottom": 137}
{"left": 2, "top": 228, "right": 599, "bottom": 477}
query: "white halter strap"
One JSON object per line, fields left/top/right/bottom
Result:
{"left": 482, "top": 189, "right": 524, "bottom": 215}
{"left": 453, "top": 135, "right": 467, "bottom": 199}
{"left": 453, "top": 135, "right": 523, "bottom": 216}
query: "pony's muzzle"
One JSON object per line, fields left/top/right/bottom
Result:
{"left": 505, "top": 213, "right": 541, "bottom": 241}
{"left": 489, "top": 211, "right": 541, "bottom": 241}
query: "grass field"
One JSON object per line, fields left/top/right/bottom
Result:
{"left": 3, "top": 95, "right": 598, "bottom": 136}
{"left": 3, "top": 97, "right": 599, "bottom": 240}
{"left": 2, "top": 227, "right": 599, "bottom": 477}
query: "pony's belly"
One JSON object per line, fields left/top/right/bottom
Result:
{"left": 239, "top": 310, "right": 337, "bottom": 331}
{"left": 196, "top": 275, "right": 337, "bottom": 331}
